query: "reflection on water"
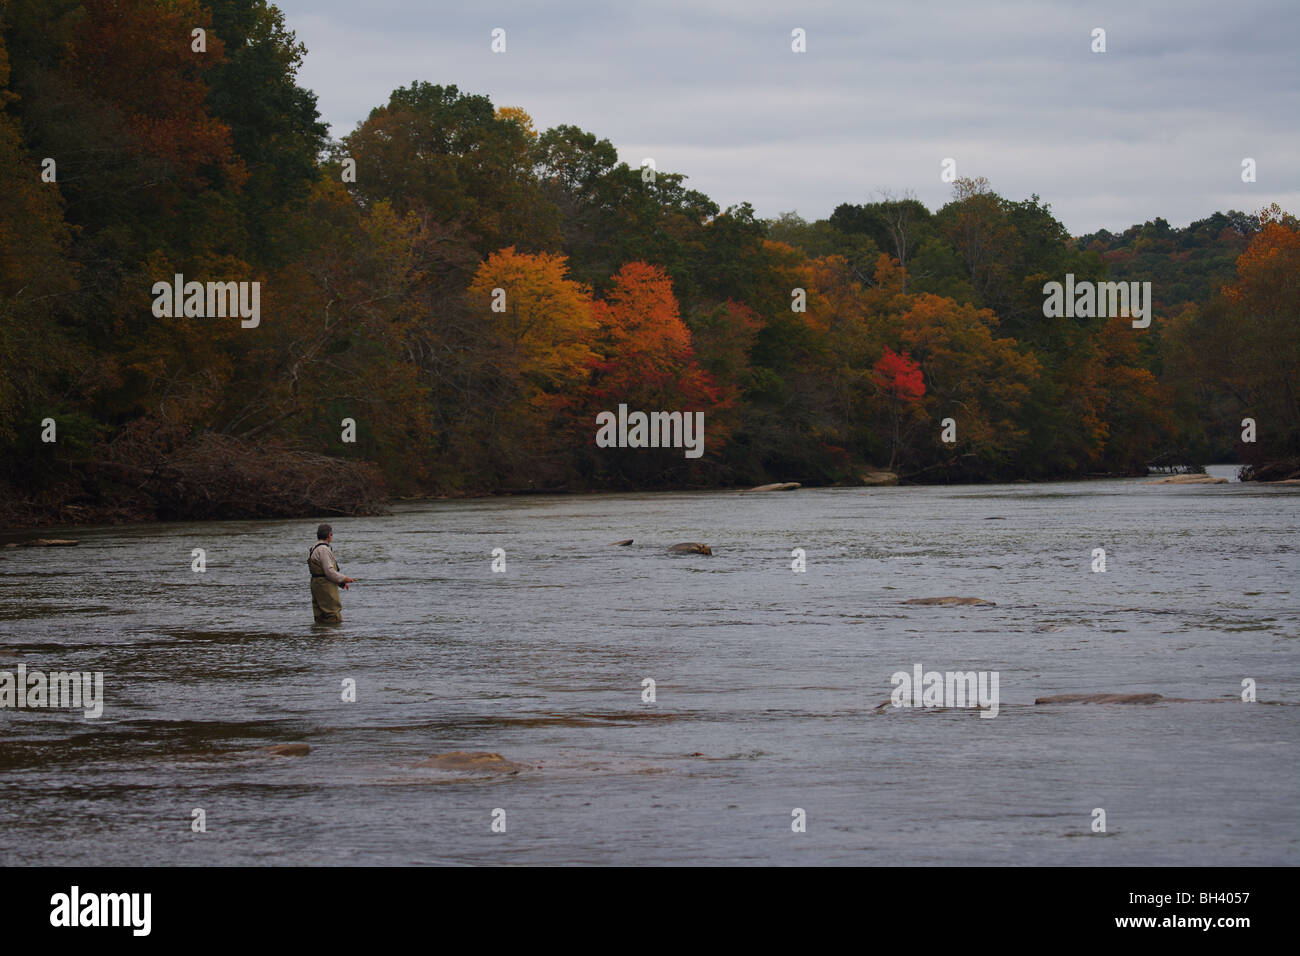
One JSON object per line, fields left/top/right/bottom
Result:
{"left": 1, "top": 471, "right": 1297, "bottom": 864}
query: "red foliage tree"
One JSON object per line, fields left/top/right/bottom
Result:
{"left": 872, "top": 346, "right": 925, "bottom": 402}
{"left": 872, "top": 346, "right": 925, "bottom": 470}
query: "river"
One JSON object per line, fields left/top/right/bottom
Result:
{"left": 2, "top": 466, "right": 1296, "bottom": 865}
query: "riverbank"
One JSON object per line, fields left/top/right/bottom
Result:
{"left": 0, "top": 471, "right": 1092, "bottom": 531}
{"left": 2, "top": 461, "right": 1283, "bottom": 536}
{"left": 4, "top": 461, "right": 1285, "bottom": 532}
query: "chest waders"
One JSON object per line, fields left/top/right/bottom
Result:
{"left": 308, "top": 542, "right": 343, "bottom": 623}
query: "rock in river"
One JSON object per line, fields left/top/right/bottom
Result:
{"left": 667, "top": 542, "right": 712, "bottom": 555}
{"left": 414, "top": 751, "right": 524, "bottom": 773}
{"left": 860, "top": 471, "right": 899, "bottom": 486}
{"left": 264, "top": 743, "right": 311, "bottom": 756}
{"left": 1035, "top": 693, "right": 1164, "bottom": 705}
{"left": 1035, "top": 692, "right": 1234, "bottom": 705}
{"left": 903, "top": 596, "right": 996, "bottom": 606}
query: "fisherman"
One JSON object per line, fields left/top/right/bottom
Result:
{"left": 308, "top": 523, "right": 355, "bottom": 623}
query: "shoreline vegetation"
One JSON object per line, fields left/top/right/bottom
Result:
{"left": 2, "top": 3, "right": 1297, "bottom": 532}
{"left": 3, "top": 459, "right": 1297, "bottom": 533}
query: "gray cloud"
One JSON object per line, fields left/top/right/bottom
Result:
{"left": 275, "top": 0, "right": 1300, "bottom": 233}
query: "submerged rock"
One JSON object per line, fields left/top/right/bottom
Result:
{"left": 414, "top": 751, "right": 524, "bottom": 773}
{"left": 1035, "top": 693, "right": 1164, "bottom": 705}
{"left": 1036, "top": 693, "right": 1235, "bottom": 705}
{"left": 264, "top": 743, "right": 311, "bottom": 756}
{"left": 611, "top": 539, "right": 634, "bottom": 546}
{"left": 903, "top": 596, "right": 996, "bottom": 606}
{"left": 668, "top": 542, "right": 712, "bottom": 555}
{"left": 745, "top": 482, "right": 801, "bottom": 492}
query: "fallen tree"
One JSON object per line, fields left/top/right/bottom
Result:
{"left": 1239, "top": 458, "right": 1300, "bottom": 482}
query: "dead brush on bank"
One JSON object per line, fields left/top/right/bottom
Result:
{"left": 95, "top": 430, "right": 389, "bottom": 520}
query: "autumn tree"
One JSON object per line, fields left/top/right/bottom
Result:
{"left": 202, "top": 0, "right": 329, "bottom": 263}
{"left": 1093, "top": 315, "right": 1175, "bottom": 473}
{"left": 1222, "top": 217, "right": 1300, "bottom": 461}
{"left": 1, "top": 0, "right": 248, "bottom": 492}
{"left": 830, "top": 191, "right": 932, "bottom": 291}
{"left": 0, "top": 19, "right": 82, "bottom": 486}
{"left": 872, "top": 347, "right": 925, "bottom": 470}
{"left": 495, "top": 105, "right": 537, "bottom": 139}
{"left": 343, "top": 82, "right": 560, "bottom": 255}
{"left": 582, "top": 262, "right": 725, "bottom": 484}
{"left": 896, "top": 293, "right": 1040, "bottom": 477}
{"left": 1164, "top": 214, "right": 1300, "bottom": 474}
{"left": 464, "top": 247, "right": 596, "bottom": 485}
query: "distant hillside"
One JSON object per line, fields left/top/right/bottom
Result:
{"left": 1075, "top": 211, "right": 1260, "bottom": 311}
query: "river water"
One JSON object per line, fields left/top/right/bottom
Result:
{"left": 1, "top": 466, "right": 1296, "bottom": 865}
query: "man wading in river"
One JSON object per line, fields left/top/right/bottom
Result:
{"left": 308, "top": 523, "right": 355, "bottom": 623}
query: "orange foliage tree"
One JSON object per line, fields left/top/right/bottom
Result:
{"left": 583, "top": 262, "right": 727, "bottom": 480}
{"left": 588, "top": 263, "right": 723, "bottom": 407}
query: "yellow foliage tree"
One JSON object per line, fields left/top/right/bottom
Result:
{"left": 465, "top": 247, "right": 596, "bottom": 482}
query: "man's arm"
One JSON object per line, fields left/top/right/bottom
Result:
{"left": 323, "top": 548, "right": 350, "bottom": 585}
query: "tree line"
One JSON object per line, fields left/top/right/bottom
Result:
{"left": 1, "top": 0, "right": 1296, "bottom": 524}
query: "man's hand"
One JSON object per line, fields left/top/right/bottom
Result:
{"left": 342, "top": 576, "right": 356, "bottom": 589}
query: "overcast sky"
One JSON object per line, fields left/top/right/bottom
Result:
{"left": 273, "top": 0, "right": 1299, "bottom": 235}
